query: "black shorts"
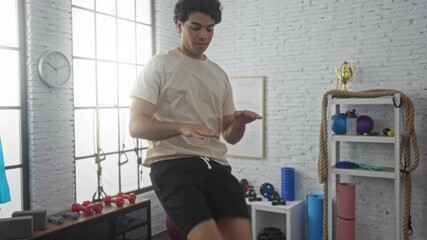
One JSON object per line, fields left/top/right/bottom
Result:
{"left": 150, "top": 156, "right": 250, "bottom": 237}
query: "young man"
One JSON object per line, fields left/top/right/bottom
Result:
{"left": 129, "top": 0, "right": 262, "bottom": 239}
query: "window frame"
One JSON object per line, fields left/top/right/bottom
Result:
{"left": 72, "top": 0, "right": 155, "bottom": 202}
{"left": 0, "top": 0, "right": 30, "bottom": 214}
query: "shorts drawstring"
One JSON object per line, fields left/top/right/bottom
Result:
{"left": 200, "top": 156, "right": 212, "bottom": 169}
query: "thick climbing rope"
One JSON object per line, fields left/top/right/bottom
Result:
{"left": 317, "top": 89, "right": 420, "bottom": 240}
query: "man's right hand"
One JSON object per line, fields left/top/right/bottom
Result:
{"left": 178, "top": 123, "right": 220, "bottom": 139}
{"left": 130, "top": 98, "right": 219, "bottom": 141}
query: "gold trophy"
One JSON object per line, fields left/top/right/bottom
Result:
{"left": 335, "top": 61, "right": 355, "bottom": 91}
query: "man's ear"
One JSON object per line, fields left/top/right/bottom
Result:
{"left": 176, "top": 21, "right": 183, "bottom": 33}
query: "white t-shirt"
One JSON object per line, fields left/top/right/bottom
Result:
{"left": 130, "top": 48, "right": 236, "bottom": 166}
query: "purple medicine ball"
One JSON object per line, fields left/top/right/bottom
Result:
{"left": 357, "top": 115, "right": 374, "bottom": 134}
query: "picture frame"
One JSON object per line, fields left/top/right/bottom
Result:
{"left": 225, "top": 76, "right": 264, "bottom": 159}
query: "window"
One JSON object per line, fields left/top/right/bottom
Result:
{"left": 72, "top": 0, "right": 154, "bottom": 203}
{"left": 0, "top": 0, "right": 29, "bottom": 218}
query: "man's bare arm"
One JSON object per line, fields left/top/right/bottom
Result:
{"left": 222, "top": 110, "right": 262, "bottom": 145}
{"left": 129, "top": 98, "right": 219, "bottom": 141}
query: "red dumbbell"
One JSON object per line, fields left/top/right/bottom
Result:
{"left": 103, "top": 196, "right": 124, "bottom": 207}
{"left": 82, "top": 200, "right": 104, "bottom": 214}
{"left": 117, "top": 192, "right": 136, "bottom": 204}
{"left": 71, "top": 203, "right": 94, "bottom": 216}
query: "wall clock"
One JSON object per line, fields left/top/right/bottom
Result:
{"left": 38, "top": 51, "right": 71, "bottom": 88}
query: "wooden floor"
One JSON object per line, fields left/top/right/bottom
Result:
{"left": 152, "top": 231, "right": 171, "bottom": 240}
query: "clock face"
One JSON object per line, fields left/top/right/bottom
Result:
{"left": 38, "top": 51, "right": 71, "bottom": 88}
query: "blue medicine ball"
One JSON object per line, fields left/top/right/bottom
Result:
{"left": 332, "top": 113, "right": 347, "bottom": 134}
{"left": 260, "top": 183, "right": 275, "bottom": 198}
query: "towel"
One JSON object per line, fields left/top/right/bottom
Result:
{"left": 0, "top": 137, "right": 11, "bottom": 204}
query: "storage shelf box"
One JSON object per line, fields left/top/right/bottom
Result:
{"left": 246, "top": 199, "right": 304, "bottom": 240}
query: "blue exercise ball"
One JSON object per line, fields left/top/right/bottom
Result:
{"left": 332, "top": 113, "right": 347, "bottom": 134}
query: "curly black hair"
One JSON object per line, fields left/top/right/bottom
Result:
{"left": 173, "top": 0, "right": 222, "bottom": 24}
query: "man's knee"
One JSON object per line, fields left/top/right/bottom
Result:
{"left": 217, "top": 217, "right": 252, "bottom": 240}
{"left": 187, "top": 218, "right": 223, "bottom": 240}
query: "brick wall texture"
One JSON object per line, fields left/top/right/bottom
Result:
{"left": 26, "top": 0, "right": 427, "bottom": 239}
{"left": 25, "top": 0, "right": 75, "bottom": 214}
{"left": 207, "top": 1, "right": 427, "bottom": 239}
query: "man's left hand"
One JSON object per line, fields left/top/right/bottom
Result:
{"left": 234, "top": 110, "right": 263, "bottom": 126}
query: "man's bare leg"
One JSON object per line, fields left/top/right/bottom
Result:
{"left": 217, "top": 216, "right": 252, "bottom": 240}
{"left": 187, "top": 218, "right": 223, "bottom": 240}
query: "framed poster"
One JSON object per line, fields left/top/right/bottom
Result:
{"left": 225, "top": 76, "right": 264, "bottom": 159}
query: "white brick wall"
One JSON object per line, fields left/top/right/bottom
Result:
{"left": 155, "top": 0, "right": 179, "bottom": 51}
{"left": 207, "top": 0, "right": 427, "bottom": 239}
{"left": 24, "top": 0, "right": 426, "bottom": 239}
{"left": 25, "top": 0, "right": 75, "bottom": 214}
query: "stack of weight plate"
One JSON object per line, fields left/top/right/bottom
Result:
{"left": 257, "top": 227, "right": 286, "bottom": 240}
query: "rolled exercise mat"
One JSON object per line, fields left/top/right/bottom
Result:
{"left": 307, "top": 194, "right": 323, "bottom": 240}
{"left": 281, "top": 167, "right": 295, "bottom": 201}
{"left": 337, "top": 217, "right": 355, "bottom": 240}
{"left": 336, "top": 183, "right": 355, "bottom": 219}
{"left": 336, "top": 183, "right": 355, "bottom": 240}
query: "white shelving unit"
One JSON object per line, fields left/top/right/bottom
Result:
{"left": 327, "top": 94, "right": 403, "bottom": 240}
{"left": 246, "top": 200, "right": 304, "bottom": 240}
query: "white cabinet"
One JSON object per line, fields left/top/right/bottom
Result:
{"left": 246, "top": 200, "right": 304, "bottom": 240}
{"left": 327, "top": 94, "right": 403, "bottom": 240}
